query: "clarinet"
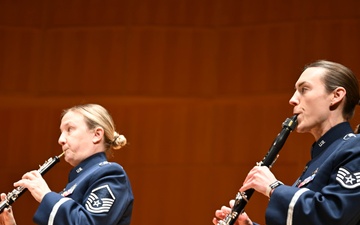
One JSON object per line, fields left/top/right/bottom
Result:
{"left": 217, "top": 114, "right": 298, "bottom": 225}
{"left": 0, "top": 151, "right": 65, "bottom": 213}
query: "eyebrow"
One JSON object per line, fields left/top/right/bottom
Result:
{"left": 60, "top": 121, "right": 72, "bottom": 130}
{"left": 295, "top": 81, "right": 307, "bottom": 89}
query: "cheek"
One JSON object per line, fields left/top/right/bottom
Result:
{"left": 300, "top": 106, "right": 328, "bottom": 130}
{"left": 303, "top": 96, "right": 328, "bottom": 113}
{"left": 65, "top": 137, "right": 79, "bottom": 151}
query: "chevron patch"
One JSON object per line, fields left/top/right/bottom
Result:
{"left": 336, "top": 167, "right": 360, "bottom": 189}
{"left": 85, "top": 184, "right": 116, "bottom": 213}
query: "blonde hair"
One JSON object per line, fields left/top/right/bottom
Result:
{"left": 62, "top": 104, "right": 126, "bottom": 153}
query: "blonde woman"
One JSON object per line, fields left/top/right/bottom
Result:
{"left": 1, "top": 104, "right": 133, "bottom": 225}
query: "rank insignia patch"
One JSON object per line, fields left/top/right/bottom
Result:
{"left": 85, "top": 184, "right": 116, "bottom": 213}
{"left": 336, "top": 167, "right": 360, "bottom": 189}
{"left": 61, "top": 184, "right": 77, "bottom": 197}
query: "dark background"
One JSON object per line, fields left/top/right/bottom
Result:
{"left": 0, "top": 0, "right": 360, "bottom": 224}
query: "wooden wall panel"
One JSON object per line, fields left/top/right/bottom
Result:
{"left": 126, "top": 27, "right": 217, "bottom": 96}
{"left": 302, "top": 0, "right": 360, "bottom": 19}
{"left": 215, "top": 0, "right": 305, "bottom": 25}
{"left": 46, "top": 0, "right": 130, "bottom": 26}
{"left": 0, "top": 1, "right": 360, "bottom": 225}
{"left": 299, "top": 20, "right": 360, "bottom": 68}
{"left": 216, "top": 24, "right": 303, "bottom": 96}
{"left": 40, "top": 28, "right": 128, "bottom": 95}
{"left": 0, "top": 28, "right": 42, "bottom": 93}
{"left": 0, "top": 1, "right": 43, "bottom": 27}
{"left": 130, "top": 0, "right": 218, "bottom": 26}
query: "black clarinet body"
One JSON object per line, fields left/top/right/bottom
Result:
{"left": 217, "top": 115, "right": 298, "bottom": 225}
{"left": 0, "top": 152, "right": 65, "bottom": 213}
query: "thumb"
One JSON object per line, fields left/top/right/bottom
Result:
{"left": 229, "top": 199, "right": 235, "bottom": 208}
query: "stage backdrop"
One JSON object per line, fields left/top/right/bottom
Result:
{"left": 0, "top": 0, "right": 360, "bottom": 224}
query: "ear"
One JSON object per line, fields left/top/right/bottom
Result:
{"left": 331, "top": 87, "right": 346, "bottom": 106}
{"left": 92, "top": 127, "right": 104, "bottom": 144}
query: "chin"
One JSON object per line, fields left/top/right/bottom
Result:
{"left": 64, "top": 157, "right": 70, "bottom": 164}
{"left": 295, "top": 125, "right": 306, "bottom": 134}
{"left": 64, "top": 155, "right": 73, "bottom": 165}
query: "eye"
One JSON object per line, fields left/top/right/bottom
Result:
{"left": 300, "top": 86, "right": 308, "bottom": 94}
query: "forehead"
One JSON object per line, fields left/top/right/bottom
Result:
{"left": 296, "top": 67, "right": 327, "bottom": 87}
{"left": 60, "top": 111, "right": 86, "bottom": 127}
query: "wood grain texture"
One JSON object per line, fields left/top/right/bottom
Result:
{"left": 0, "top": 1, "right": 359, "bottom": 224}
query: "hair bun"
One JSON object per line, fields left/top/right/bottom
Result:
{"left": 112, "top": 132, "right": 127, "bottom": 150}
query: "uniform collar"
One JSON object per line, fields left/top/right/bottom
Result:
{"left": 68, "top": 152, "right": 107, "bottom": 182}
{"left": 311, "top": 122, "right": 353, "bottom": 159}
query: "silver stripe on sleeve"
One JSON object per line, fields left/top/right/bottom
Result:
{"left": 286, "top": 188, "right": 309, "bottom": 225}
{"left": 48, "top": 198, "right": 71, "bottom": 225}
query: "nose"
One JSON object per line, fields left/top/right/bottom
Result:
{"left": 289, "top": 92, "right": 299, "bottom": 106}
{"left": 58, "top": 133, "right": 66, "bottom": 146}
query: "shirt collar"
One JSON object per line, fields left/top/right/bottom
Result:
{"left": 311, "top": 122, "right": 353, "bottom": 159}
{"left": 68, "top": 152, "right": 107, "bottom": 182}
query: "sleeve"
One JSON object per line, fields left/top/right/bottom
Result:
{"left": 33, "top": 164, "right": 134, "bottom": 225}
{"left": 265, "top": 137, "right": 360, "bottom": 225}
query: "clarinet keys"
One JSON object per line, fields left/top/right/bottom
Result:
{"left": 0, "top": 152, "right": 65, "bottom": 213}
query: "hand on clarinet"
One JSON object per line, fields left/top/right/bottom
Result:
{"left": 14, "top": 170, "right": 51, "bottom": 203}
{"left": 240, "top": 165, "right": 278, "bottom": 197}
{"left": 0, "top": 193, "right": 16, "bottom": 225}
{"left": 212, "top": 200, "right": 253, "bottom": 225}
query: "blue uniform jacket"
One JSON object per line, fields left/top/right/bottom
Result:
{"left": 33, "top": 152, "right": 134, "bottom": 225}
{"left": 265, "top": 122, "right": 360, "bottom": 225}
